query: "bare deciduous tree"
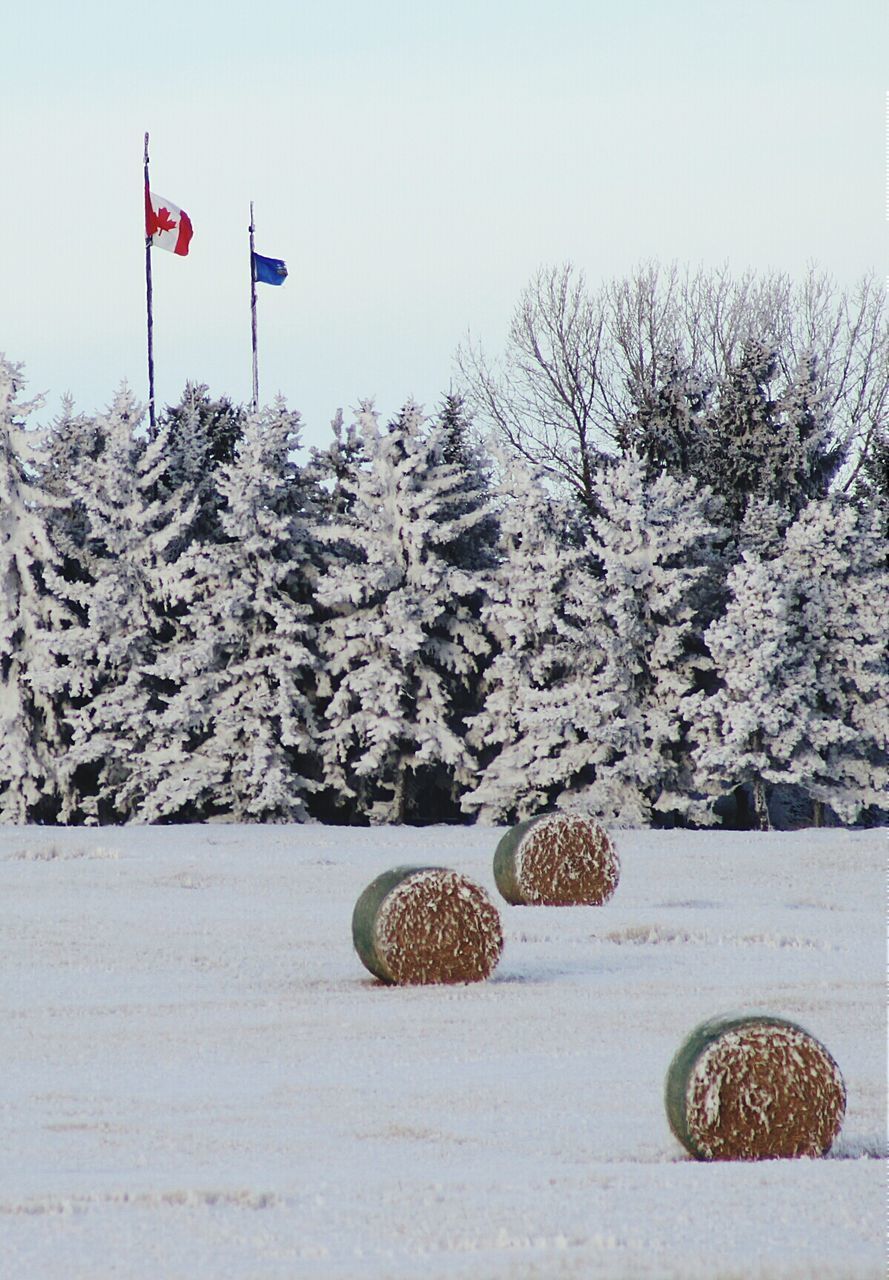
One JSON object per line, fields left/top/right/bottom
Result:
{"left": 457, "top": 265, "right": 608, "bottom": 509}
{"left": 457, "top": 261, "right": 888, "bottom": 509}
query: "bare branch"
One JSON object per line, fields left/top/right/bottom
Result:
{"left": 455, "top": 261, "right": 888, "bottom": 505}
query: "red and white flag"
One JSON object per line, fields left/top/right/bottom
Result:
{"left": 145, "top": 183, "right": 193, "bottom": 256}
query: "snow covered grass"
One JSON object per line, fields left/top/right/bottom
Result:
{"left": 0, "top": 823, "right": 884, "bottom": 1278}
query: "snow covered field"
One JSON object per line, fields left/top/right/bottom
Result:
{"left": 1, "top": 823, "right": 885, "bottom": 1279}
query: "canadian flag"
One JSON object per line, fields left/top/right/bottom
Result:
{"left": 145, "top": 183, "right": 193, "bottom": 256}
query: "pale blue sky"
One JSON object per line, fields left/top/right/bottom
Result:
{"left": 3, "top": 0, "right": 886, "bottom": 446}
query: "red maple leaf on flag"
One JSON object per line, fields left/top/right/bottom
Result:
{"left": 153, "top": 206, "right": 177, "bottom": 234}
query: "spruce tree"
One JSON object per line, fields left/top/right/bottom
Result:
{"left": 579, "top": 453, "right": 723, "bottom": 826}
{"left": 0, "top": 357, "right": 74, "bottom": 821}
{"left": 157, "top": 383, "right": 246, "bottom": 548}
{"left": 695, "top": 497, "right": 888, "bottom": 827}
{"left": 39, "top": 396, "right": 103, "bottom": 575}
{"left": 705, "top": 342, "right": 841, "bottom": 535}
{"left": 625, "top": 345, "right": 843, "bottom": 550}
{"left": 433, "top": 391, "right": 500, "bottom": 573}
{"left": 780, "top": 499, "right": 888, "bottom": 822}
{"left": 856, "top": 425, "right": 889, "bottom": 542}
{"left": 162, "top": 383, "right": 244, "bottom": 468}
{"left": 133, "top": 399, "right": 320, "bottom": 823}
{"left": 619, "top": 353, "right": 712, "bottom": 483}
{"left": 461, "top": 458, "right": 606, "bottom": 823}
{"left": 316, "top": 402, "right": 490, "bottom": 823}
{"left": 57, "top": 387, "right": 196, "bottom": 822}
{"left": 306, "top": 408, "right": 369, "bottom": 525}
{"left": 692, "top": 552, "right": 792, "bottom": 829}
{"left": 774, "top": 353, "right": 845, "bottom": 508}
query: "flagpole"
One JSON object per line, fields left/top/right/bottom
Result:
{"left": 144, "top": 132, "right": 156, "bottom": 433}
{"left": 249, "top": 202, "right": 259, "bottom": 412}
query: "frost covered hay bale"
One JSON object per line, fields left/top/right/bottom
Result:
{"left": 493, "top": 812, "right": 619, "bottom": 906}
{"left": 352, "top": 865, "right": 504, "bottom": 985}
{"left": 665, "top": 1015, "right": 846, "bottom": 1161}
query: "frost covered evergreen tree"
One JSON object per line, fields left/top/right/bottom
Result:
{"left": 433, "top": 392, "right": 500, "bottom": 573}
{"left": 735, "top": 496, "right": 793, "bottom": 561}
{"left": 856, "top": 424, "right": 889, "bottom": 542}
{"left": 162, "top": 383, "right": 244, "bottom": 468}
{"left": 774, "top": 353, "right": 845, "bottom": 507}
{"left": 624, "top": 345, "right": 843, "bottom": 553}
{"left": 157, "top": 384, "right": 246, "bottom": 547}
{"left": 575, "top": 453, "right": 723, "bottom": 826}
{"left": 619, "top": 354, "right": 712, "bottom": 483}
{"left": 132, "top": 400, "right": 320, "bottom": 823}
{"left": 307, "top": 409, "right": 369, "bottom": 522}
{"left": 709, "top": 340, "right": 775, "bottom": 520}
{"left": 461, "top": 458, "right": 607, "bottom": 823}
{"left": 695, "top": 497, "right": 889, "bottom": 828}
{"left": 39, "top": 396, "right": 103, "bottom": 576}
{"left": 428, "top": 392, "right": 500, "bottom": 738}
{"left": 316, "top": 402, "right": 491, "bottom": 824}
{"left": 0, "top": 357, "right": 76, "bottom": 821}
{"left": 56, "top": 387, "right": 197, "bottom": 822}
{"left": 693, "top": 555, "right": 791, "bottom": 830}
{"left": 706, "top": 342, "right": 841, "bottom": 534}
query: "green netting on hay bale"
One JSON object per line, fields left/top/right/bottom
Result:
{"left": 352, "top": 865, "right": 504, "bottom": 985}
{"left": 493, "top": 813, "right": 620, "bottom": 906}
{"left": 665, "top": 1014, "right": 846, "bottom": 1161}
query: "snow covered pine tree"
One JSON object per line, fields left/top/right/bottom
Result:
{"left": 316, "top": 402, "right": 492, "bottom": 823}
{"left": 695, "top": 496, "right": 889, "bottom": 828}
{"left": 579, "top": 453, "right": 724, "bottom": 826}
{"left": 0, "top": 357, "right": 72, "bottom": 821}
{"left": 461, "top": 456, "right": 607, "bottom": 823}
{"left": 134, "top": 399, "right": 321, "bottom": 823}
{"left": 55, "top": 387, "right": 198, "bottom": 821}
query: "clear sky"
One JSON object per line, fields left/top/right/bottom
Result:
{"left": 3, "top": 0, "right": 886, "bottom": 447}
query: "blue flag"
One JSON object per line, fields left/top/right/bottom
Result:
{"left": 253, "top": 252, "right": 288, "bottom": 285}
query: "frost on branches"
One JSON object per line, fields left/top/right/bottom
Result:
{"left": 695, "top": 497, "right": 889, "bottom": 827}
{"left": 158, "top": 384, "right": 246, "bottom": 548}
{"left": 0, "top": 357, "right": 70, "bottom": 821}
{"left": 461, "top": 458, "right": 606, "bottom": 824}
{"left": 54, "top": 388, "right": 197, "bottom": 821}
{"left": 705, "top": 342, "right": 842, "bottom": 535}
{"left": 0, "top": 339, "right": 883, "bottom": 830}
{"left": 576, "top": 454, "right": 723, "bottom": 827}
{"left": 316, "top": 402, "right": 491, "bottom": 824}
{"left": 136, "top": 401, "right": 320, "bottom": 823}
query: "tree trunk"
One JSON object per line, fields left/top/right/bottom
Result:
{"left": 813, "top": 799, "right": 825, "bottom": 828}
{"left": 752, "top": 777, "right": 771, "bottom": 831}
{"left": 392, "top": 769, "right": 407, "bottom": 825}
{"left": 732, "top": 785, "right": 750, "bottom": 830}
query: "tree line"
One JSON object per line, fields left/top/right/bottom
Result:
{"left": 1, "top": 263, "right": 886, "bottom": 828}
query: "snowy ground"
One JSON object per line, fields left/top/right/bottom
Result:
{"left": 0, "top": 823, "right": 885, "bottom": 1279}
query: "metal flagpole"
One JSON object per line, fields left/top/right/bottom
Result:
{"left": 249, "top": 201, "right": 259, "bottom": 412}
{"left": 143, "top": 132, "right": 156, "bottom": 433}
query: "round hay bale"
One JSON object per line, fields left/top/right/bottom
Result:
{"left": 352, "top": 865, "right": 504, "bottom": 985}
{"left": 493, "top": 812, "right": 619, "bottom": 906}
{"left": 665, "top": 1014, "right": 846, "bottom": 1161}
